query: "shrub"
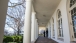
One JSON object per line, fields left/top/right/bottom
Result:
{"left": 3, "top": 35, "right": 23, "bottom": 43}
{"left": 3, "top": 36, "right": 13, "bottom": 42}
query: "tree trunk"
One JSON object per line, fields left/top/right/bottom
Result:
{"left": 17, "top": 26, "right": 20, "bottom": 35}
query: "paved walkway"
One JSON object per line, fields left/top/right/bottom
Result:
{"left": 35, "top": 36, "right": 58, "bottom": 43}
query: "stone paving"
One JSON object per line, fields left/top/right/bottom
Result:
{"left": 35, "top": 36, "right": 58, "bottom": 43}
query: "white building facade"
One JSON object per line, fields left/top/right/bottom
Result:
{"left": 0, "top": 0, "right": 76, "bottom": 43}
{"left": 46, "top": 0, "right": 76, "bottom": 43}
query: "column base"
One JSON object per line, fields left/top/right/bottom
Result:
{"left": 31, "top": 40, "right": 36, "bottom": 43}
{"left": 31, "top": 38, "right": 38, "bottom": 43}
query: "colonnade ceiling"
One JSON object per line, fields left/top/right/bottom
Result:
{"left": 33, "top": 0, "right": 61, "bottom": 27}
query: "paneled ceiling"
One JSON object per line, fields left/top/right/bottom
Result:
{"left": 33, "top": 0, "right": 61, "bottom": 27}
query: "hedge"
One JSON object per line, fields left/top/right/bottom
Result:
{"left": 3, "top": 35, "right": 23, "bottom": 43}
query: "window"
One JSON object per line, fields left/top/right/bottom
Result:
{"left": 70, "top": 0, "right": 76, "bottom": 7}
{"left": 52, "top": 18, "right": 55, "bottom": 37}
{"left": 57, "top": 10, "right": 63, "bottom": 37}
{"left": 70, "top": 0, "right": 76, "bottom": 38}
{"left": 71, "top": 7, "right": 76, "bottom": 38}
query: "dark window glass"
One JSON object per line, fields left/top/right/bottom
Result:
{"left": 71, "top": 10, "right": 73, "bottom": 15}
{"left": 70, "top": 0, "right": 76, "bottom": 7}
{"left": 58, "top": 10, "right": 63, "bottom": 37}
{"left": 74, "top": 33, "right": 76, "bottom": 38}
{"left": 58, "top": 11, "right": 61, "bottom": 18}
{"left": 71, "top": 7, "right": 76, "bottom": 38}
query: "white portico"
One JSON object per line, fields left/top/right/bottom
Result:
{"left": 0, "top": 0, "right": 76, "bottom": 43}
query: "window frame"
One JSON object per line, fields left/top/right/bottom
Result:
{"left": 57, "top": 10, "right": 63, "bottom": 38}
{"left": 52, "top": 17, "right": 55, "bottom": 37}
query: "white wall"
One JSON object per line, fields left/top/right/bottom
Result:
{"left": 47, "top": 0, "right": 71, "bottom": 43}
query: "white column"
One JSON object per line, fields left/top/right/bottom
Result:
{"left": 23, "top": 0, "right": 32, "bottom": 43}
{"left": 37, "top": 25, "right": 39, "bottom": 38}
{"left": 36, "top": 19, "right": 37, "bottom": 39}
{"left": 31, "top": 12, "right": 36, "bottom": 42}
{"left": 36, "top": 19, "right": 39, "bottom": 38}
{"left": 0, "top": 0, "right": 8, "bottom": 43}
{"left": 35, "top": 19, "right": 39, "bottom": 40}
{"left": 34, "top": 18, "right": 36, "bottom": 40}
{"left": 35, "top": 19, "right": 37, "bottom": 40}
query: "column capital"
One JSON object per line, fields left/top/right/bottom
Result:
{"left": 36, "top": 19, "right": 37, "bottom": 21}
{"left": 36, "top": 19, "right": 37, "bottom": 20}
{"left": 32, "top": 12, "right": 36, "bottom": 15}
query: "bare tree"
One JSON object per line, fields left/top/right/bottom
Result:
{"left": 8, "top": 0, "right": 25, "bottom": 8}
{"left": 4, "top": 29, "right": 9, "bottom": 36}
{"left": 5, "top": 0, "right": 25, "bottom": 35}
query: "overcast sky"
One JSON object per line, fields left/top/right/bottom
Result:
{"left": 5, "top": 0, "right": 18, "bottom": 33}
{"left": 10, "top": 0, "right": 18, "bottom": 3}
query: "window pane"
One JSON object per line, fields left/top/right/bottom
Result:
{"left": 70, "top": 0, "right": 76, "bottom": 7}
{"left": 62, "top": 29, "right": 63, "bottom": 37}
{"left": 61, "top": 18, "right": 63, "bottom": 37}
{"left": 58, "top": 20, "right": 60, "bottom": 28}
{"left": 71, "top": 10, "right": 73, "bottom": 15}
{"left": 70, "top": 0, "right": 72, "bottom": 7}
{"left": 59, "top": 29, "right": 61, "bottom": 36}
{"left": 57, "top": 10, "right": 63, "bottom": 37}
{"left": 58, "top": 11, "right": 61, "bottom": 18}
{"left": 74, "top": 7, "right": 76, "bottom": 13}
{"left": 74, "top": 33, "right": 76, "bottom": 38}
{"left": 71, "top": 7, "right": 76, "bottom": 38}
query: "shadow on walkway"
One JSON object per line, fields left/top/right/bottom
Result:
{"left": 35, "top": 36, "right": 58, "bottom": 43}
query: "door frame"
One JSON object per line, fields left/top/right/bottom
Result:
{"left": 67, "top": 0, "right": 76, "bottom": 41}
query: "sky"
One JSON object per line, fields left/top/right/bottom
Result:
{"left": 5, "top": 0, "right": 40, "bottom": 34}
{"left": 10, "top": 0, "right": 18, "bottom": 3}
{"left": 5, "top": 0, "right": 25, "bottom": 34}
{"left": 8, "top": 0, "right": 18, "bottom": 6}
{"left": 5, "top": 0, "right": 18, "bottom": 33}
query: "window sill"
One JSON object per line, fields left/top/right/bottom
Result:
{"left": 58, "top": 37, "right": 64, "bottom": 41}
{"left": 53, "top": 36, "right": 55, "bottom": 38}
